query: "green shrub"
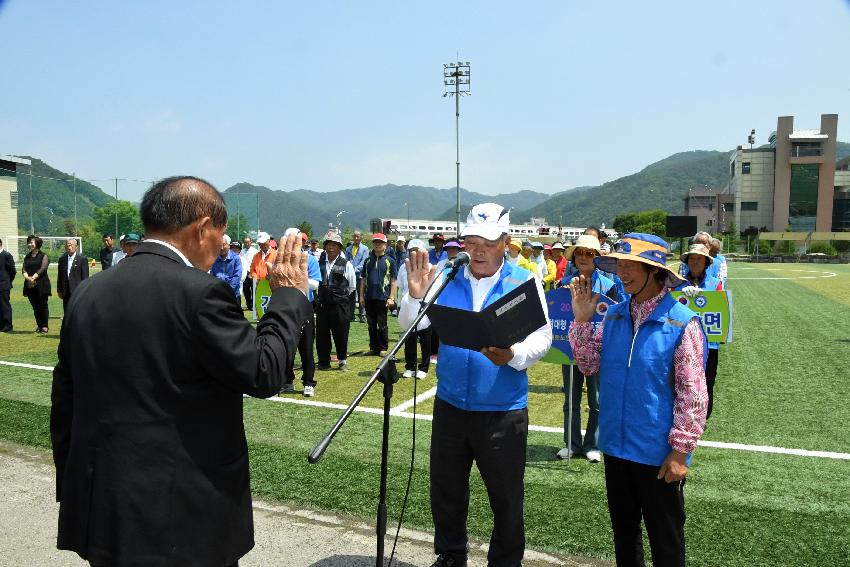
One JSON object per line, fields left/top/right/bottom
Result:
{"left": 807, "top": 242, "right": 837, "bottom": 255}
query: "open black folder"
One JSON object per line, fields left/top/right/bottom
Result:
{"left": 426, "top": 278, "right": 547, "bottom": 351}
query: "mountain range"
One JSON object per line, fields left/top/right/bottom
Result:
{"left": 10, "top": 140, "right": 850, "bottom": 236}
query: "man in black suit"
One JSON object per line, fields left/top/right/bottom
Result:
{"left": 57, "top": 238, "right": 89, "bottom": 313}
{"left": 0, "top": 237, "right": 15, "bottom": 332}
{"left": 51, "top": 176, "right": 313, "bottom": 567}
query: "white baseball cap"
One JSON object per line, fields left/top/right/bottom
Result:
{"left": 460, "top": 203, "right": 510, "bottom": 241}
{"left": 407, "top": 238, "right": 428, "bottom": 251}
{"left": 256, "top": 231, "right": 271, "bottom": 244}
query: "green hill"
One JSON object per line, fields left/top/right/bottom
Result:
{"left": 514, "top": 151, "right": 732, "bottom": 227}
{"left": 7, "top": 156, "right": 113, "bottom": 234}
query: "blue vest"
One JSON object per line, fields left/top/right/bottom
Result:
{"left": 435, "top": 262, "right": 532, "bottom": 411}
{"left": 599, "top": 292, "right": 707, "bottom": 466}
{"left": 674, "top": 274, "right": 721, "bottom": 351}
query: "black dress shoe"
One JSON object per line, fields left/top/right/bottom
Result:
{"left": 430, "top": 554, "right": 467, "bottom": 567}
{"left": 0, "top": 326, "right": 12, "bottom": 333}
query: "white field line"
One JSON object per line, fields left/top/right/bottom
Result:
{"left": 392, "top": 386, "right": 438, "bottom": 413}
{"left": 4, "top": 360, "right": 849, "bottom": 460}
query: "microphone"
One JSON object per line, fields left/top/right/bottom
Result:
{"left": 445, "top": 251, "right": 471, "bottom": 270}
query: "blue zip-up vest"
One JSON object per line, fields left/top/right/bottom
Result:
{"left": 435, "top": 262, "right": 532, "bottom": 411}
{"left": 674, "top": 273, "right": 722, "bottom": 351}
{"left": 599, "top": 292, "right": 708, "bottom": 466}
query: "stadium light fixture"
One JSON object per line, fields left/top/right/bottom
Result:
{"left": 443, "top": 60, "right": 471, "bottom": 236}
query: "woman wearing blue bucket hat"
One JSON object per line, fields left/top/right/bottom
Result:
{"left": 568, "top": 232, "right": 708, "bottom": 567}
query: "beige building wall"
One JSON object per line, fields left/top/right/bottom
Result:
{"left": 732, "top": 148, "right": 775, "bottom": 230}
{"left": 772, "top": 116, "right": 793, "bottom": 231}
{"left": 817, "top": 114, "right": 838, "bottom": 230}
{"left": 0, "top": 169, "right": 19, "bottom": 255}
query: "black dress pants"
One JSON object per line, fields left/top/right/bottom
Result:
{"left": 349, "top": 276, "right": 363, "bottom": 320}
{"left": 316, "top": 301, "right": 350, "bottom": 365}
{"left": 364, "top": 299, "right": 389, "bottom": 352}
{"left": 604, "top": 454, "right": 686, "bottom": 567}
{"left": 430, "top": 397, "right": 528, "bottom": 567}
{"left": 285, "top": 314, "right": 316, "bottom": 386}
{"left": 27, "top": 293, "right": 49, "bottom": 329}
{"left": 243, "top": 278, "right": 253, "bottom": 310}
{"left": 403, "top": 327, "right": 431, "bottom": 372}
{"left": 705, "top": 348, "right": 719, "bottom": 419}
{"left": 0, "top": 289, "right": 11, "bottom": 330}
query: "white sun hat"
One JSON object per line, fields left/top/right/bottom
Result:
{"left": 460, "top": 203, "right": 510, "bottom": 241}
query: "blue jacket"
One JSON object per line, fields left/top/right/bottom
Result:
{"left": 362, "top": 253, "right": 397, "bottom": 300}
{"left": 210, "top": 250, "right": 242, "bottom": 299}
{"left": 435, "top": 262, "right": 532, "bottom": 411}
{"left": 345, "top": 242, "right": 370, "bottom": 276}
{"left": 307, "top": 253, "right": 321, "bottom": 302}
{"left": 429, "top": 248, "right": 447, "bottom": 265}
{"left": 674, "top": 273, "right": 722, "bottom": 350}
{"left": 598, "top": 292, "right": 707, "bottom": 466}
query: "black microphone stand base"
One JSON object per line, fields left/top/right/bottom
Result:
{"left": 375, "top": 358, "right": 399, "bottom": 566}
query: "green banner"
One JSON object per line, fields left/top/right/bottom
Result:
{"left": 670, "top": 290, "right": 733, "bottom": 344}
{"left": 253, "top": 278, "right": 272, "bottom": 320}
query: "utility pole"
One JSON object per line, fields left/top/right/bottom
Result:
{"left": 114, "top": 178, "right": 119, "bottom": 237}
{"left": 443, "top": 60, "right": 471, "bottom": 236}
{"left": 73, "top": 172, "right": 77, "bottom": 235}
{"left": 28, "top": 164, "right": 34, "bottom": 233}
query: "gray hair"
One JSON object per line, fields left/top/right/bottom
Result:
{"left": 710, "top": 237, "right": 722, "bottom": 251}
{"left": 141, "top": 176, "right": 227, "bottom": 233}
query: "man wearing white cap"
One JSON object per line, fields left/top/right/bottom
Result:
{"left": 400, "top": 203, "right": 552, "bottom": 567}
{"left": 530, "top": 241, "right": 548, "bottom": 280}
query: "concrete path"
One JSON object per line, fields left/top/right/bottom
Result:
{"left": 0, "top": 441, "right": 610, "bottom": 567}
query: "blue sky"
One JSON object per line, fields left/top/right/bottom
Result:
{"left": 1, "top": 1, "right": 849, "bottom": 201}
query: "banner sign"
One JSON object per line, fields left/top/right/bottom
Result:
{"left": 254, "top": 278, "right": 272, "bottom": 320}
{"left": 541, "top": 287, "right": 615, "bottom": 365}
{"left": 670, "top": 290, "right": 733, "bottom": 344}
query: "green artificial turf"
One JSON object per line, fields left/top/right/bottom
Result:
{"left": 2, "top": 262, "right": 850, "bottom": 566}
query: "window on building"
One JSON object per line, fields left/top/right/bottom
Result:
{"left": 741, "top": 201, "right": 758, "bottom": 211}
{"left": 789, "top": 164, "right": 819, "bottom": 231}
{"left": 730, "top": 161, "right": 736, "bottom": 177}
{"left": 791, "top": 142, "right": 822, "bottom": 158}
{"left": 742, "top": 162, "right": 751, "bottom": 174}
{"left": 10, "top": 191, "right": 18, "bottom": 208}
{"left": 724, "top": 202, "right": 735, "bottom": 212}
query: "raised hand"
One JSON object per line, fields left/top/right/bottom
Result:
{"left": 267, "top": 233, "right": 309, "bottom": 294}
{"left": 568, "top": 275, "right": 600, "bottom": 323}
{"left": 405, "top": 250, "right": 436, "bottom": 299}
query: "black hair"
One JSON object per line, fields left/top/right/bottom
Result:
{"left": 27, "top": 235, "right": 43, "bottom": 249}
{"left": 103, "top": 233, "right": 113, "bottom": 239}
{"left": 584, "top": 226, "right": 600, "bottom": 238}
{"left": 640, "top": 262, "right": 668, "bottom": 285}
{"left": 140, "top": 176, "right": 227, "bottom": 232}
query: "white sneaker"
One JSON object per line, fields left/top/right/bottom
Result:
{"left": 402, "top": 370, "right": 414, "bottom": 379}
{"left": 585, "top": 450, "right": 602, "bottom": 463}
{"left": 338, "top": 359, "right": 348, "bottom": 371}
{"left": 556, "top": 447, "right": 575, "bottom": 460}
{"left": 415, "top": 370, "right": 427, "bottom": 380}
{"left": 303, "top": 385, "right": 315, "bottom": 397}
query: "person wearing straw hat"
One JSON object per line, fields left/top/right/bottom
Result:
{"left": 505, "top": 238, "right": 539, "bottom": 277}
{"left": 550, "top": 242, "right": 568, "bottom": 285}
{"left": 556, "top": 234, "right": 621, "bottom": 463}
{"left": 401, "top": 203, "right": 552, "bottom": 567}
{"left": 541, "top": 245, "right": 558, "bottom": 290}
{"left": 568, "top": 233, "right": 708, "bottom": 567}
{"left": 676, "top": 243, "right": 723, "bottom": 420}
{"left": 315, "top": 230, "right": 356, "bottom": 373}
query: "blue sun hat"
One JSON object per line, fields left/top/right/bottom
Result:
{"left": 594, "top": 233, "right": 685, "bottom": 288}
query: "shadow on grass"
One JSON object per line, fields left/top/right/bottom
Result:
{"left": 308, "top": 556, "right": 417, "bottom": 567}
{"left": 835, "top": 339, "right": 850, "bottom": 343}
{"left": 528, "top": 384, "right": 563, "bottom": 394}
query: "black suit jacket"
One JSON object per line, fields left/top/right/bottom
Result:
{"left": 0, "top": 249, "right": 14, "bottom": 291}
{"left": 50, "top": 242, "right": 312, "bottom": 567}
{"left": 57, "top": 252, "right": 89, "bottom": 297}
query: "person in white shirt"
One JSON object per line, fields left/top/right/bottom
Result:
{"left": 531, "top": 241, "right": 548, "bottom": 279}
{"left": 239, "top": 236, "right": 258, "bottom": 311}
{"left": 400, "top": 203, "right": 552, "bottom": 567}
{"left": 397, "top": 238, "right": 432, "bottom": 379}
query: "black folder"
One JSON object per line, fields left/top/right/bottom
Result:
{"left": 426, "top": 278, "right": 547, "bottom": 351}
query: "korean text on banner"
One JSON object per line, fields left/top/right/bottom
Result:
{"left": 542, "top": 286, "right": 616, "bottom": 365}
{"left": 670, "top": 290, "right": 733, "bottom": 344}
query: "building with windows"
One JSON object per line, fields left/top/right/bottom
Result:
{"left": 0, "top": 155, "right": 28, "bottom": 256}
{"left": 726, "top": 114, "right": 847, "bottom": 233}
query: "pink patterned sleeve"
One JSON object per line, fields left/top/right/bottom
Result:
{"left": 668, "top": 319, "right": 709, "bottom": 454}
{"left": 568, "top": 321, "right": 603, "bottom": 376}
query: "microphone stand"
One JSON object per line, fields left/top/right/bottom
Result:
{"left": 308, "top": 261, "right": 465, "bottom": 567}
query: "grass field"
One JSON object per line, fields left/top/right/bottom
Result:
{"left": 1, "top": 262, "right": 849, "bottom": 566}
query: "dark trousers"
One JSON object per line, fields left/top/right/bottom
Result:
{"left": 286, "top": 314, "right": 316, "bottom": 386}
{"left": 403, "top": 327, "right": 431, "bottom": 372}
{"left": 242, "top": 278, "right": 253, "bottom": 310}
{"left": 604, "top": 454, "right": 686, "bottom": 567}
{"left": 27, "top": 293, "right": 49, "bottom": 329}
{"left": 62, "top": 293, "right": 71, "bottom": 315}
{"left": 0, "top": 289, "right": 11, "bottom": 329}
{"left": 316, "top": 301, "right": 350, "bottom": 365}
{"left": 430, "top": 397, "right": 528, "bottom": 567}
{"left": 364, "top": 299, "right": 389, "bottom": 352}
{"left": 562, "top": 365, "right": 599, "bottom": 453}
{"left": 431, "top": 328, "right": 440, "bottom": 356}
{"left": 706, "top": 348, "right": 719, "bottom": 419}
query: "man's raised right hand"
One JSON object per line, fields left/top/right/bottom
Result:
{"left": 405, "top": 250, "right": 436, "bottom": 299}
{"left": 267, "top": 233, "right": 309, "bottom": 295}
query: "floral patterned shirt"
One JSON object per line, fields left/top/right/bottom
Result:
{"left": 568, "top": 288, "right": 708, "bottom": 454}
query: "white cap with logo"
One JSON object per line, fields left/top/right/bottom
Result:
{"left": 256, "top": 231, "right": 271, "bottom": 244}
{"left": 460, "top": 203, "right": 510, "bottom": 241}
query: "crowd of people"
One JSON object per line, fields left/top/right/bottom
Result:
{"left": 1, "top": 176, "right": 733, "bottom": 567}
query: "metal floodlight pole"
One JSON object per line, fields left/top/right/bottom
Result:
{"left": 28, "top": 164, "right": 34, "bottom": 234}
{"left": 114, "top": 178, "right": 119, "bottom": 237}
{"left": 229, "top": 192, "right": 260, "bottom": 236}
{"left": 443, "top": 61, "right": 471, "bottom": 236}
{"left": 73, "top": 172, "right": 77, "bottom": 235}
